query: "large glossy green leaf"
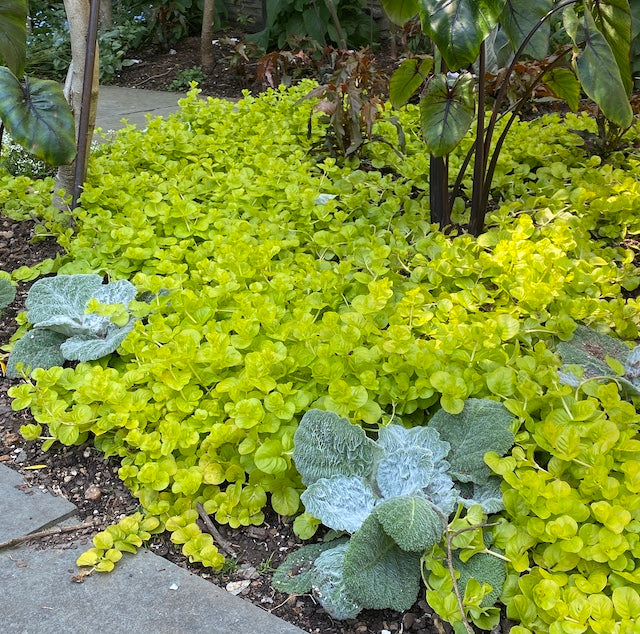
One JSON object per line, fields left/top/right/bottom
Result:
{"left": 0, "top": 0, "right": 27, "bottom": 76}
{"left": 419, "top": 72, "right": 475, "bottom": 157}
{"left": 381, "top": 0, "right": 419, "bottom": 25}
{"left": 418, "top": 0, "right": 507, "bottom": 69}
{"left": 0, "top": 68, "right": 76, "bottom": 165}
{"left": 500, "top": 0, "right": 553, "bottom": 60}
{"left": 565, "top": 7, "right": 633, "bottom": 128}
{"left": 586, "top": 0, "right": 633, "bottom": 96}
{"left": 389, "top": 57, "right": 433, "bottom": 108}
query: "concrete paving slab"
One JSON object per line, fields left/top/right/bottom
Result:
{"left": 0, "top": 463, "right": 76, "bottom": 543}
{"left": 96, "top": 85, "right": 186, "bottom": 131}
{"left": 1, "top": 539, "right": 306, "bottom": 634}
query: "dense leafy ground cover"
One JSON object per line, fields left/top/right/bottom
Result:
{"left": 2, "top": 84, "right": 640, "bottom": 632}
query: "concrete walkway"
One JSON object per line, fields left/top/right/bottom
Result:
{"left": 1, "top": 86, "right": 305, "bottom": 634}
{"left": 96, "top": 85, "right": 187, "bottom": 131}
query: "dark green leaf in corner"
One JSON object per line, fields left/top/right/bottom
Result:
{"left": 500, "top": 0, "right": 553, "bottom": 60}
{"left": 0, "top": 68, "right": 77, "bottom": 166}
{"left": 0, "top": 0, "right": 27, "bottom": 77}
{"left": 389, "top": 57, "right": 433, "bottom": 109}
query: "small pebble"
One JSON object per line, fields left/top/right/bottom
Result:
{"left": 84, "top": 484, "right": 102, "bottom": 500}
{"left": 226, "top": 580, "right": 250, "bottom": 595}
{"left": 169, "top": 583, "right": 179, "bottom": 590}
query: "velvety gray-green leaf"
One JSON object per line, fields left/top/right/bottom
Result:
{"left": 26, "top": 274, "right": 104, "bottom": 328}
{"left": 272, "top": 538, "right": 349, "bottom": 594}
{"left": 453, "top": 551, "right": 506, "bottom": 608}
{"left": 380, "top": 0, "right": 419, "bottom": 25}
{"left": 375, "top": 496, "right": 444, "bottom": 552}
{"left": 558, "top": 324, "right": 631, "bottom": 366}
{"left": 6, "top": 329, "right": 66, "bottom": 378}
{"left": 378, "top": 424, "right": 450, "bottom": 464}
{"left": 0, "top": 0, "right": 27, "bottom": 76}
{"left": 458, "top": 477, "right": 505, "bottom": 514}
{"left": 293, "top": 409, "right": 382, "bottom": 486}
{"left": 420, "top": 72, "right": 475, "bottom": 157}
{"left": 59, "top": 321, "right": 135, "bottom": 362}
{"left": 343, "top": 514, "right": 422, "bottom": 611}
{"left": 500, "top": 0, "right": 553, "bottom": 60}
{"left": 376, "top": 447, "right": 435, "bottom": 498}
{"left": 0, "top": 69, "right": 76, "bottom": 165}
{"left": 93, "top": 279, "right": 138, "bottom": 307}
{"left": 0, "top": 278, "right": 16, "bottom": 310}
{"left": 300, "top": 475, "right": 377, "bottom": 533}
{"left": 310, "top": 543, "right": 363, "bottom": 619}
{"left": 418, "top": 0, "right": 507, "bottom": 69}
{"left": 428, "top": 398, "right": 514, "bottom": 484}
{"left": 389, "top": 57, "right": 433, "bottom": 108}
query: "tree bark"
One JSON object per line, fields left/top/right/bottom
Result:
{"left": 99, "top": 0, "right": 113, "bottom": 30}
{"left": 56, "top": 0, "right": 100, "bottom": 203}
{"left": 201, "top": 0, "right": 216, "bottom": 73}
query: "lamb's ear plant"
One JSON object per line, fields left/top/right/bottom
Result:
{"left": 6, "top": 274, "right": 137, "bottom": 378}
{"left": 556, "top": 324, "right": 640, "bottom": 396}
{"left": 272, "top": 401, "right": 514, "bottom": 625}
{"left": 0, "top": 272, "right": 16, "bottom": 310}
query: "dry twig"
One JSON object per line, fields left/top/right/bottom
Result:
{"left": 196, "top": 502, "right": 238, "bottom": 559}
{"left": 0, "top": 520, "right": 98, "bottom": 551}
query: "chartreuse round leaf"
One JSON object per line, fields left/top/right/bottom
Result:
{"left": 0, "top": 68, "right": 76, "bottom": 165}
{"left": 0, "top": 0, "right": 27, "bottom": 76}
{"left": 343, "top": 514, "right": 422, "bottom": 611}
{"left": 293, "top": 512, "right": 321, "bottom": 539}
{"left": 374, "top": 496, "right": 443, "bottom": 552}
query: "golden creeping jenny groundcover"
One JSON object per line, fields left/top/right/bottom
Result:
{"left": 2, "top": 83, "right": 640, "bottom": 632}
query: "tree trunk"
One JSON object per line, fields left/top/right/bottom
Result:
{"left": 100, "top": 0, "right": 113, "bottom": 30}
{"left": 56, "top": 0, "right": 100, "bottom": 203}
{"left": 201, "top": 0, "right": 216, "bottom": 73}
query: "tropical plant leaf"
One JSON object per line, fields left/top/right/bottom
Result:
{"left": 500, "top": 0, "right": 553, "bottom": 60}
{"left": 420, "top": 72, "right": 475, "bottom": 157}
{"left": 418, "top": 0, "right": 507, "bottom": 69}
{"left": 586, "top": 0, "right": 633, "bottom": 96}
{"left": 428, "top": 398, "right": 514, "bottom": 484}
{"left": 0, "top": 277, "right": 16, "bottom": 310}
{"left": 300, "top": 475, "right": 377, "bottom": 533}
{"left": 0, "top": 0, "right": 27, "bottom": 76}
{"left": 6, "top": 329, "right": 66, "bottom": 378}
{"left": 389, "top": 57, "right": 433, "bottom": 108}
{"left": 375, "top": 496, "right": 444, "bottom": 551}
{"left": 272, "top": 538, "right": 349, "bottom": 594}
{"left": 380, "top": 0, "right": 419, "bottom": 25}
{"left": 565, "top": 7, "right": 633, "bottom": 128}
{"left": 542, "top": 67, "right": 581, "bottom": 111}
{"left": 343, "top": 514, "right": 422, "bottom": 611}
{"left": 292, "top": 409, "right": 382, "bottom": 486}
{"left": 310, "top": 543, "right": 363, "bottom": 619}
{"left": 0, "top": 68, "right": 76, "bottom": 165}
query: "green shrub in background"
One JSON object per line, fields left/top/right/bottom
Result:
{"left": 2, "top": 84, "right": 640, "bottom": 631}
